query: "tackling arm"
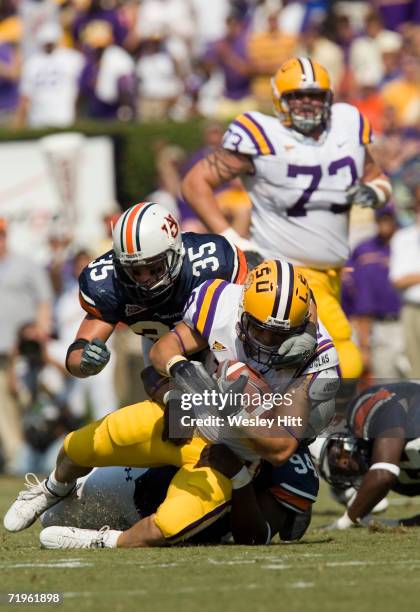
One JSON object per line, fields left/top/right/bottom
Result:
{"left": 347, "top": 433, "right": 405, "bottom": 523}
{"left": 66, "top": 315, "right": 115, "bottom": 378}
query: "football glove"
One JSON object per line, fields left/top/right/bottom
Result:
{"left": 277, "top": 322, "right": 317, "bottom": 367}
{"left": 162, "top": 389, "right": 194, "bottom": 446}
{"left": 170, "top": 360, "right": 220, "bottom": 396}
{"left": 79, "top": 338, "right": 110, "bottom": 376}
{"left": 244, "top": 250, "right": 264, "bottom": 270}
{"left": 346, "top": 182, "right": 381, "bottom": 209}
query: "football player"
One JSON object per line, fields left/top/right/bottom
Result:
{"left": 317, "top": 382, "right": 420, "bottom": 529}
{"left": 38, "top": 444, "right": 319, "bottom": 547}
{"left": 3, "top": 260, "right": 336, "bottom": 549}
{"left": 181, "top": 57, "right": 393, "bottom": 380}
{"left": 65, "top": 200, "right": 248, "bottom": 379}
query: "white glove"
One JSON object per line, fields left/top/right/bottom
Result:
{"left": 277, "top": 330, "right": 317, "bottom": 367}
{"left": 346, "top": 183, "right": 381, "bottom": 209}
{"left": 323, "top": 511, "right": 359, "bottom": 531}
{"left": 221, "top": 227, "right": 258, "bottom": 252}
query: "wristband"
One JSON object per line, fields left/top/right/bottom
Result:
{"left": 65, "top": 338, "right": 90, "bottom": 373}
{"left": 369, "top": 462, "right": 400, "bottom": 477}
{"left": 231, "top": 465, "right": 252, "bottom": 490}
{"left": 365, "top": 177, "right": 391, "bottom": 205}
{"left": 166, "top": 355, "right": 188, "bottom": 377}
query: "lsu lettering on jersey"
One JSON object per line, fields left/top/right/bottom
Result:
{"left": 348, "top": 382, "right": 420, "bottom": 497}
{"left": 223, "top": 103, "right": 372, "bottom": 269}
{"left": 183, "top": 280, "right": 341, "bottom": 459}
{"left": 78, "top": 232, "right": 247, "bottom": 342}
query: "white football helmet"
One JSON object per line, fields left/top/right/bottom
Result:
{"left": 112, "top": 202, "right": 184, "bottom": 303}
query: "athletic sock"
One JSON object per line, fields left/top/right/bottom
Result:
{"left": 45, "top": 470, "right": 76, "bottom": 497}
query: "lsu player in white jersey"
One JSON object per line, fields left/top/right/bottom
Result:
{"left": 181, "top": 57, "right": 392, "bottom": 380}
{"left": 3, "top": 261, "right": 338, "bottom": 549}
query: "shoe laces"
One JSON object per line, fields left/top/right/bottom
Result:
{"left": 93, "top": 525, "right": 110, "bottom": 548}
{"left": 17, "top": 473, "right": 45, "bottom": 501}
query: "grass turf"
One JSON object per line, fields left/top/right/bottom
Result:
{"left": 1, "top": 476, "right": 420, "bottom": 612}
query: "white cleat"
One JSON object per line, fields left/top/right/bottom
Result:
{"left": 40, "top": 525, "right": 110, "bottom": 549}
{"left": 3, "top": 473, "right": 65, "bottom": 532}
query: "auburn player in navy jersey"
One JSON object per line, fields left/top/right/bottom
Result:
{"left": 316, "top": 382, "right": 420, "bottom": 529}
{"left": 65, "top": 201, "right": 247, "bottom": 379}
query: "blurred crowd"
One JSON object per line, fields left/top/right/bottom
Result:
{"left": 0, "top": 0, "right": 419, "bottom": 476}
{"left": 0, "top": 0, "right": 418, "bottom": 127}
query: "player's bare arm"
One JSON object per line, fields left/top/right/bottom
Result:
{"left": 181, "top": 147, "right": 254, "bottom": 236}
{"left": 149, "top": 322, "right": 209, "bottom": 376}
{"left": 347, "top": 432, "right": 405, "bottom": 523}
{"left": 65, "top": 314, "right": 115, "bottom": 378}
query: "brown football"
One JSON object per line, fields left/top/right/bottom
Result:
{"left": 215, "top": 360, "right": 272, "bottom": 414}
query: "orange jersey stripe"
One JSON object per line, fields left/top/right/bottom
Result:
{"left": 79, "top": 293, "right": 103, "bottom": 319}
{"left": 354, "top": 389, "right": 393, "bottom": 437}
{"left": 234, "top": 247, "right": 248, "bottom": 284}
{"left": 269, "top": 484, "right": 311, "bottom": 511}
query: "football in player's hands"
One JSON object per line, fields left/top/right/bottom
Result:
{"left": 80, "top": 338, "right": 111, "bottom": 375}
{"left": 216, "top": 360, "right": 271, "bottom": 418}
{"left": 346, "top": 183, "right": 381, "bottom": 209}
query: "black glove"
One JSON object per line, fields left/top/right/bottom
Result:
{"left": 169, "top": 360, "right": 219, "bottom": 396}
{"left": 161, "top": 389, "right": 195, "bottom": 446}
{"left": 79, "top": 338, "right": 110, "bottom": 375}
{"left": 346, "top": 183, "right": 381, "bottom": 209}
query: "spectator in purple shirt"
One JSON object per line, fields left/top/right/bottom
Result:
{"left": 0, "top": 16, "right": 21, "bottom": 121}
{"left": 72, "top": 0, "right": 128, "bottom": 48}
{"left": 342, "top": 204, "right": 408, "bottom": 380}
{"left": 202, "top": 9, "right": 256, "bottom": 119}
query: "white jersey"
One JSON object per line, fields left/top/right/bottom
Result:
{"left": 184, "top": 279, "right": 341, "bottom": 459}
{"left": 20, "top": 48, "right": 85, "bottom": 128}
{"left": 223, "top": 104, "right": 372, "bottom": 269}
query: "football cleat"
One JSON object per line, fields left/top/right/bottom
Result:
{"left": 40, "top": 525, "right": 110, "bottom": 549}
{"left": 3, "top": 473, "right": 67, "bottom": 532}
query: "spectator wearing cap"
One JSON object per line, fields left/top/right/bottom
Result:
{"left": 78, "top": 21, "right": 135, "bottom": 121}
{"left": 343, "top": 205, "right": 405, "bottom": 380}
{"left": 390, "top": 193, "right": 420, "bottom": 378}
{"left": 14, "top": 22, "right": 85, "bottom": 128}
{"left": 0, "top": 218, "right": 53, "bottom": 472}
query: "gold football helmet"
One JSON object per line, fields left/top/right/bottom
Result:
{"left": 271, "top": 57, "right": 333, "bottom": 135}
{"left": 237, "top": 260, "right": 311, "bottom": 368}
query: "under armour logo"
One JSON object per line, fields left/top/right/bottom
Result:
{"left": 124, "top": 467, "right": 133, "bottom": 481}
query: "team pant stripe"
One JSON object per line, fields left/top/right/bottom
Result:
{"left": 283, "top": 262, "right": 295, "bottom": 320}
{"left": 165, "top": 501, "right": 230, "bottom": 543}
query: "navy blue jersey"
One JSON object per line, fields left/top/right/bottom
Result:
{"left": 348, "top": 382, "right": 420, "bottom": 496}
{"left": 78, "top": 232, "right": 247, "bottom": 341}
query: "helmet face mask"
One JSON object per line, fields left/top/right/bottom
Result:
{"left": 319, "top": 434, "right": 371, "bottom": 490}
{"left": 238, "top": 260, "right": 311, "bottom": 369}
{"left": 239, "top": 312, "right": 307, "bottom": 369}
{"left": 282, "top": 89, "right": 332, "bottom": 135}
{"left": 112, "top": 202, "right": 184, "bottom": 305}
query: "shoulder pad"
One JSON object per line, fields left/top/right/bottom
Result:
{"left": 331, "top": 103, "right": 373, "bottom": 146}
{"left": 183, "top": 278, "right": 230, "bottom": 339}
{"left": 223, "top": 112, "right": 276, "bottom": 156}
{"left": 308, "top": 367, "right": 341, "bottom": 403}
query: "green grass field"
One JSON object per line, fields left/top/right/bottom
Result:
{"left": 1, "top": 476, "right": 420, "bottom": 612}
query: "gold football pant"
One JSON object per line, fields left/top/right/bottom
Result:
{"left": 63, "top": 401, "right": 231, "bottom": 543}
{"left": 296, "top": 266, "right": 363, "bottom": 379}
